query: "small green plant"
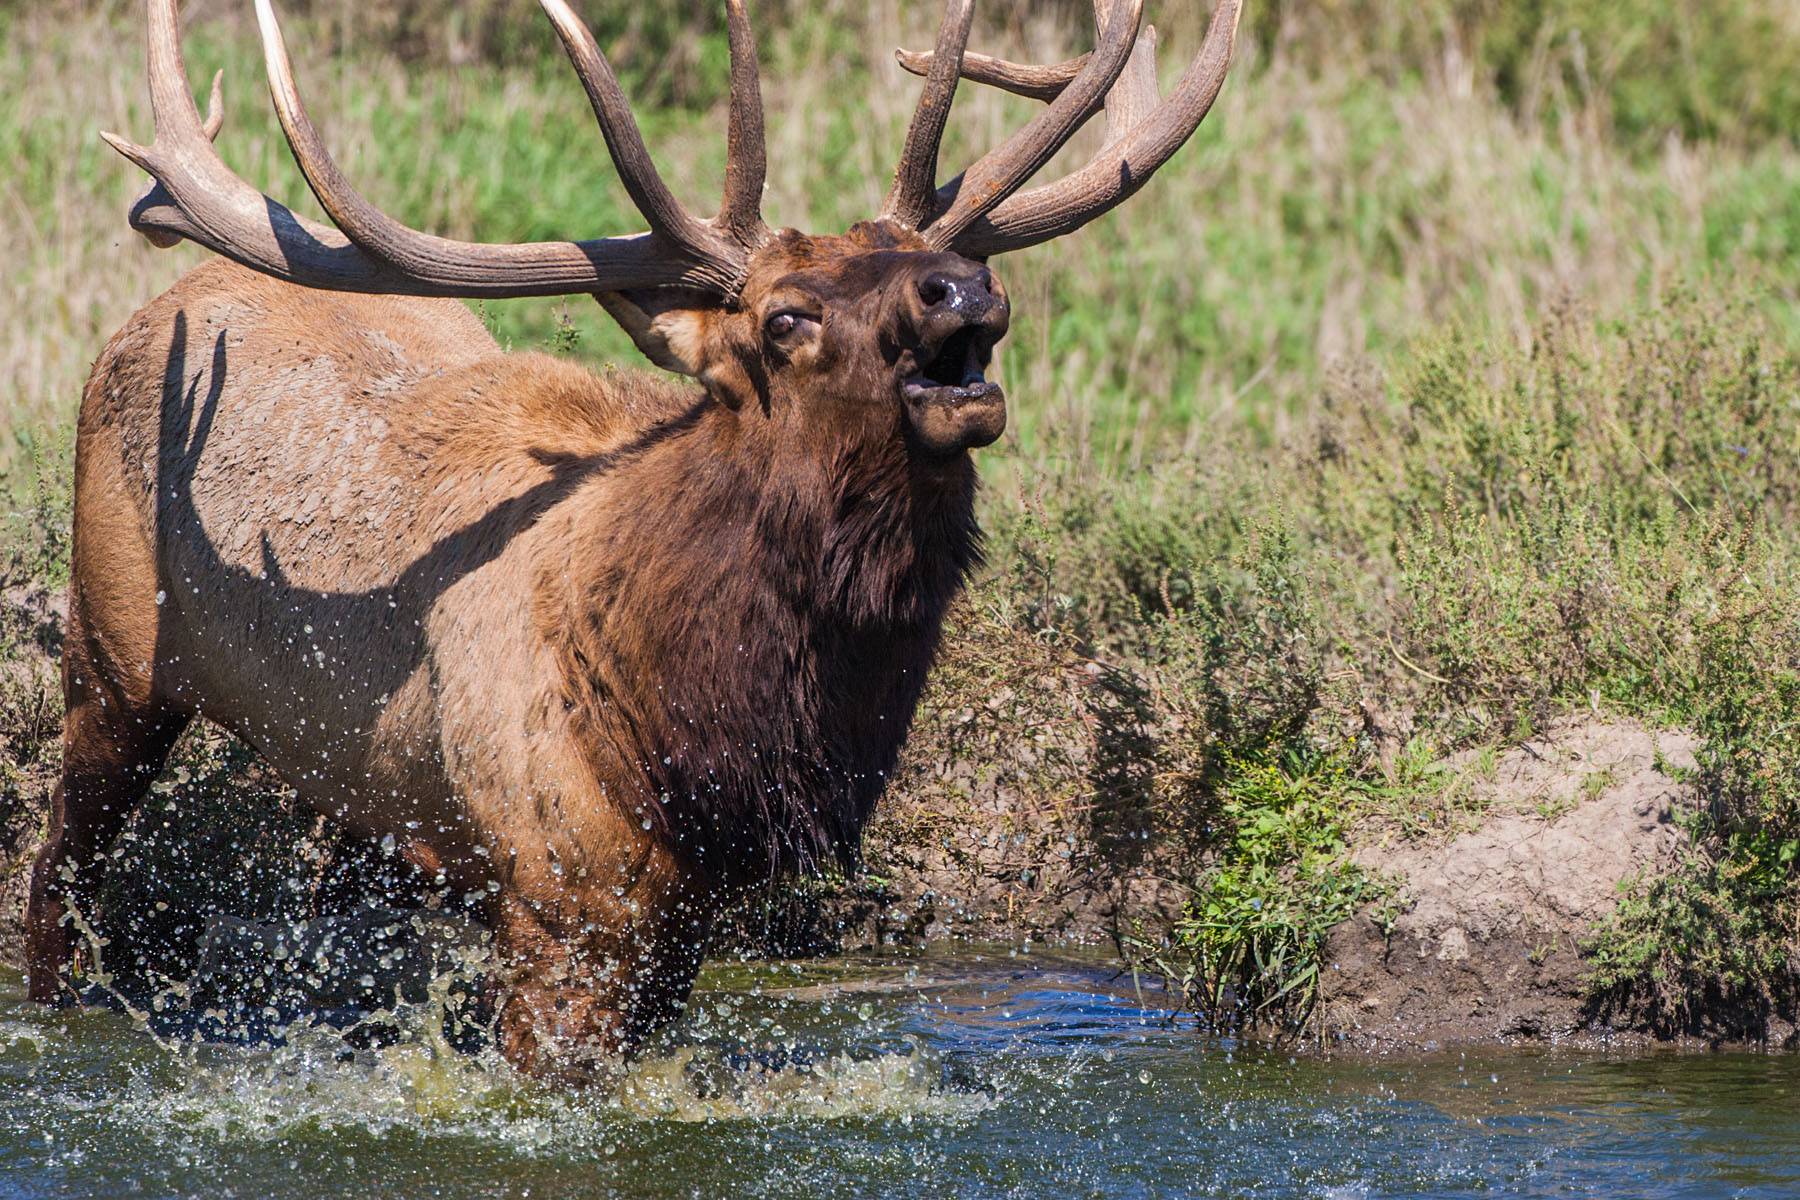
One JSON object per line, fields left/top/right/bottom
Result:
{"left": 1128, "top": 753, "right": 1392, "bottom": 1031}
{"left": 1578, "top": 765, "right": 1616, "bottom": 804}
{"left": 543, "top": 305, "right": 583, "bottom": 356}
{"left": 1528, "top": 791, "right": 1576, "bottom": 823}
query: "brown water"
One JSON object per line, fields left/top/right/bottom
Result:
{"left": 2, "top": 950, "right": 1797, "bottom": 1198}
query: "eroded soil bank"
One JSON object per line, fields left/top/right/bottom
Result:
{"left": 1315, "top": 722, "right": 1769, "bottom": 1050}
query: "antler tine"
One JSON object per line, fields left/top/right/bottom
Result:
{"left": 538, "top": 0, "right": 746, "bottom": 277}
{"left": 882, "top": 0, "right": 974, "bottom": 230}
{"left": 951, "top": 0, "right": 1240, "bottom": 256}
{"left": 98, "top": 0, "right": 199, "bottom": 247}
{"left": 896, "top": 47, "right": 1087, "bottom": 104}
{"left": 1099, "top": 3, "right": 1158, "bottom": 148}
{"left": 899, "top": 18, "right": 1153, "bottom": 143}
{"left": 253, "top": 0, "right": 449, "bottom": 274}
{"left": 716, "top": 0, "right": 769, "bottom": 247}
{"left": 102, "top": 0, "right": 398, "bottom": 276}
{"left": 201, "top": 69, "right": 226, "bottom": 141}
{"left": 143, "top": 0, "right": 203, "bottom": 140}
{"left": 923, "top": 0, "right": 1143, "bottom": 250}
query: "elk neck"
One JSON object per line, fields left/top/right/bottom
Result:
{"left": 542, "top": 380, "right": 984, "bottom": 884}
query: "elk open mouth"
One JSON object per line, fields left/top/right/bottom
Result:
{"left": 901, "top": 327, "right": 1007, "bottom": 454}
{"left": 902, "top": 326, "right": 999, "bottom": 404}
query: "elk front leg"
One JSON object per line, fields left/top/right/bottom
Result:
{"left": 489, "top": 846, "right": 713, "bottom": 1082}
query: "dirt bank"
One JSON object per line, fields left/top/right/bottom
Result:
{"left": 1313, "top": 721, "right": 1789, "bottom": 1049}
{"left": 815, "top": 717, "right": 1800, "bottom": 1050}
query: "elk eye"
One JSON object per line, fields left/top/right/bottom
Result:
{"left": 764, "top": 311, "right": 816, "bottom": 340}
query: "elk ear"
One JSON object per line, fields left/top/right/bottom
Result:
{"left": 595, "top": 288, "right": 722, "bottom": 378}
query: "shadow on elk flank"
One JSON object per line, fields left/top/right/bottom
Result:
{"left": 149, "top": 311, "right": 697, "bottom": 738}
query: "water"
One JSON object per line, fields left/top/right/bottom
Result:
{"left": 2, "top": 950, "right": 1796, "bottom": 1199}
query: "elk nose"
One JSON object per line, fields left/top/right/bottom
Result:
{"left": 917, "top": 268, "right": 996, "bottom": 318}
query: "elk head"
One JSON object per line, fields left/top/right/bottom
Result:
{"left": 102, "top": 0, "right": 1240, "bottom": 461}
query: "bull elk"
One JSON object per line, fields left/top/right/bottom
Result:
{"left": 28, "top": 0, "right": 1239, "bottom": 1078}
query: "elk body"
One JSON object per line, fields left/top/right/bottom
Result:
{"left": 27, "top": 0, "right": 1239, "bottom": 1078}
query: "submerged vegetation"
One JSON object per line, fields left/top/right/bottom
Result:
{"left": 4, "top": 0, "right": 1800, "bottom": 1038}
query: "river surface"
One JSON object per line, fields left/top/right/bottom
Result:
{"left": 2, "top": 949, "right": 1796, "bottom": 1199}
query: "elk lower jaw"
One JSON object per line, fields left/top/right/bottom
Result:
{"left": 901, "top": 329, "right": 1006, "bottom": 454}
{"left": 902, "top": 377, "right": 1005, "bottom": 455}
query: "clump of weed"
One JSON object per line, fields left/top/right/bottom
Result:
{"left": 1584, "top": 559, "right": 1800, "bottom": 1037}
{"left": 1127, "top": 753, "right": 1391, "bottom": 1030}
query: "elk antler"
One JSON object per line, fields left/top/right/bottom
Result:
{"left": 896, "top": 46, "right": 1086, "bottom": 104}
{"left": 893, "top": 0, "right": 1241, "bottom": 256}
{"left": 102, "top": 0, "right": 770, "bottom": 299}
{"left": 882, "top": 0, "right": 974, "bottom": 230}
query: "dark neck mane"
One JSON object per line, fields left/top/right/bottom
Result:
{"left": 547, "top": 397, "right": 981, "bottom": 882}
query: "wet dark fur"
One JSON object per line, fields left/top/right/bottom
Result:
{"left": 543, "top": 374, "right": 982, "bottom": 880}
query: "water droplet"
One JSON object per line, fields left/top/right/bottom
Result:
{"left": 1138, "top": 1069, "right": 1151, "bottom": 1084}
{"left": 154, "top": 590, "right": 166, "bottom": 605}
{"left": 641, "top": 819, "right": 653, "bottom": 830}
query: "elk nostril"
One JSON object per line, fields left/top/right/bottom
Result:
{"left": 918, "top": 274, "right": 954, "bottom": 309}
{"left": 974, "top": 267, "right": 993, "bottom": 295}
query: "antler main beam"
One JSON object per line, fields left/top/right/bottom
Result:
{"left": 105, "top": 0, "right": 770, "bottom": 299}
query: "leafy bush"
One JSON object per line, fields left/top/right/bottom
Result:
{"left": 1128, "top": 754, "right": 1389, "bottom": 1027}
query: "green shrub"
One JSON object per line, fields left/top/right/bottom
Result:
{"left": 1127, "top": 753, "right": 1390, "bottom": 1028}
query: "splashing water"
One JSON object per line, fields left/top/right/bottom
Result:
{"left": 4, "top": 949, "right": 1799, "bottom": 1199}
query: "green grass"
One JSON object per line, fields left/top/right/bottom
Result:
{"left": 4, "top": 0, "right": 1800, "bottom": 1033}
